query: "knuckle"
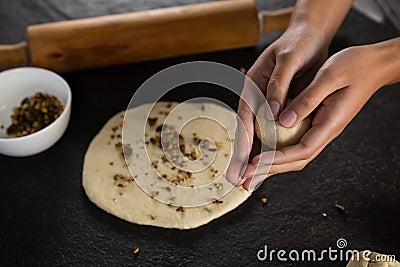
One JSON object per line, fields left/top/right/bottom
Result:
{"left": 277, "top": 50, "right": 292, "bottom": 61}
{"left": 318, "top": 65, "right": 335, "bottom": 81}
{"left": 299, "top": 144, "right": 314, "bottom": 160}
{"left": 237, "top": 108, "right": 253, "bottom": 118}
{"left": 246, "top": 68, "right": 256, "bottom": 79}
{"left": 268, "top": 75, "right": 283, "bottom": 90}
{"left": 301, "top": 91, "right": 318, "bottom": 109}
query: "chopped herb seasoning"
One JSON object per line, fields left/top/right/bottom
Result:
{"left": 215, "top": 141, "right": 224, "bottom": 148}
{"left": 176, "top": 206, "right": 185, "bottom": 212}
{"left": 7, "top": 92, "right": 64, "bottom": 137}
{"left": 152, "top": 161, "right": 159, "bottom": 168}
{"left": 148, "top": 117, "right": 158, "bottom": 126}
{"left": 215, "top": 183, "right": 223, "bottom": 190}
{"left": 155, "top": 124, "right": 164, "bottom": 132}
{"left": 212, "top": 199, "right": 223, "bottom": 204}
{"left": 190, "top": 149, "right": 200, "bottom": 160}
{"left": 115, "top": 142, "right": 122, "bottom": 147}
{"left": 334, "top": 204, "right": 345, "bottom": 212}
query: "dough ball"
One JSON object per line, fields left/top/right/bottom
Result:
{"left": 255, "top": 106, "right": 311, "bottom": 149}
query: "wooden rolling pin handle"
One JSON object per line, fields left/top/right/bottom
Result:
{"left": 260, "top": 7, "right": 293, "bottom": 34}
{"left": 0, "top": 42, "right": 29, "bottom": 70}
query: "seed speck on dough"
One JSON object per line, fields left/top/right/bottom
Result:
{"left": 215, "top": 183, "right": 223, "bottom": 190}
{"left": 215, "top": 141, "right": 224, "bottom": 148}
{"left": 334, "top": 204, "right": 345, "bottom": 212}
{"left": 176, "top": 206, "right": 185, "bottom": 212}
{"left": 148, "top": 117, "right": 158, "bottom": 126}
{"left": 212, "top": 199, "right": 223, "bottom": 204}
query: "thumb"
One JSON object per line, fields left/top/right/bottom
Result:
{"left": 279, "top": 68, "right": 342, "bottom": 127}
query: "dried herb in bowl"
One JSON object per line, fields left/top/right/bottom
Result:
{"left": 7, "top": 92, "right": 64, "bottom": 138}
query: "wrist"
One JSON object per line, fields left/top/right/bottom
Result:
{"left": 288, "top": 0, "right": 353, "bottom": 47}
{"left": 370, "top": 38, "right": 400, "bottom": 89}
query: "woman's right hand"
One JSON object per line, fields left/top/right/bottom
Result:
{"left": 249, "top": 23, "right": 330, "bottom": 117}
{"left": 227, "top": 22, "right": 330, "bottom": 187}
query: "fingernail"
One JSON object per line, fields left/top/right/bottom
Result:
{"left": 280, "top": 109, "right": 297, "bottom": 127}
{"left": 269, "top": 101, "right": 280, "bottom": 119}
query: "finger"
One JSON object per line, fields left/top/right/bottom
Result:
{"left": 242, "top": 150, "right": 274, "bottom": 178}
{"left": 241, "top": 151, "right": 274, "bottom": 191}
{"left": 248, "top": 89, "right": 356, "bottom": 176}
{"left": 242, "top": 173, "right": 273, "bottom": 191}
{"left": 227, "top": 67, "right": 273, "bottom": 185}
{"left": 273, "top": 123, "right": 334, "bottom": 164}
{"left": 270, "top": 96, "right": 347, "bottom": 167}
{"left": 268, "top": 144, "right": 326, "bottom": 174}
{"left": 247, "top": 48, "right": 276, "bottom": 94}
{"left": 226, "top": 113, "right": 251, "bottom": 186}
{"left": 227, "top": 48, "right": 276, "bottom": 187}
{"left": 266, "top": 53, "right": 302, "bottom": 119}
{"left": 288, "top": 63, "right": 321, "bottom": 98}
{"left": 249, "top": 140, "right": 327, "bottom": 177}
{"left": 279, "top": 67, "right": 346, "bottom": 127}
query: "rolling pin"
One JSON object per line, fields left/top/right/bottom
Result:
{"left": 0, "top": 0, "right": 292, "bottom": 72}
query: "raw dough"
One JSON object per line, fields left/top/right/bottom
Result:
{"left": 255, "top": 104, "right": 311, "bottom": 149}
{"left": 82, "top": 102, "right": 250, "bottom": 229}
{"left": 347, "top": 251, "right": 400, "bottom": 267}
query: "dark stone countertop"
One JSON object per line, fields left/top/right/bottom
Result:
{"left": 0, "top": 1, "right": 399, "bottom": 266}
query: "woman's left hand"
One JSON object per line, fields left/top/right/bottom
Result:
{"left": 242, "top": 40, "right": 400, "bottom": 190}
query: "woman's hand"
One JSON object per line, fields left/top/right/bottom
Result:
{"left": 226, "top": 22, "right": 330, "bottom": 187}
{"left": 241, "top": 39, "right": 400, "bottom": 190}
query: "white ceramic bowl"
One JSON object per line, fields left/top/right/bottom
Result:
{"left": 0, "top": 67, "right": 72, "bottom": 157}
